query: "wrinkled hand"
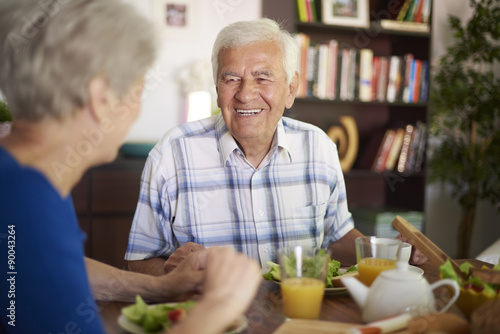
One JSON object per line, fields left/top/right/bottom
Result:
{"left": 396, "top": 234, "right": 428, "bottom": 265}
{"left": 164, "top": 242, "right": 206, "bottom": 274}
{"left": 159, "top": 248, "right": 209, "bottom": 301}
{"left": 201, "top": 247, "right": 262, "bottom": 320}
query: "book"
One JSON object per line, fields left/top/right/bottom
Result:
{"left": 401, "top": 54, "right": 414, "bottom": 103}
{"left": 405, "top": 121, "right": 424, "bottom": 172}
{"left": 397, "top": 124, "right": 415, "bottom": 173}
{"left": 306, "top": 44, "right": 318, "bottom": 97}
{"left": 316, "top": 43, "right": 329, "bottom": 99}
{"left": 379, "top": 19, "right": 430, "bottom": 33}
{"left": 404, "top": 0, "right": 421, "bottom": 22}
{"left": 327, "top": 39, "right": 339, "bottom": 100}
{"left": 386, "top": 56, "right": 401, "bottom": 103}
{"left": 411, "top": 59, "right": 422, "bottom": 103}
{"left": 421, "top": 0, "right": 432, "bottom": 24}
{"left": 371, "top": 56, "right": 381, "bottom": 101}
{"left": 414, "top": 122, "right": 427, "bottom": 172}
{"left": 377, "top": 57, "right": 389, "bottom": 102}
{"left": 372, "top": 129, "right": 396, "bottom": 173}
{"left": 396, "top": 0, "right": 413, "bottom": 21}
{"left": 385, "top": 128, "right": 406, "bottom": 171}
{"left": 359, "top": 48, "right": 373, "bottom": 102}
{"left": 339, "top": 48, "right": 350, "bottom": 101}
{"left": 297, "top": 0, "right": 308, "bottom": 22}
{"left": 347, "top": 48, "right": 358, "bottom": 101}
{"left": 419, "top": 61, "right": 429, "bottom": 102}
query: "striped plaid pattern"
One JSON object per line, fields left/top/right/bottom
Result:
{"left": 125, "top": 114, "right": 354, "bottom": 267}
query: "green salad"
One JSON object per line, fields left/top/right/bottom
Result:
{"left": 121, "top": 295, "right": 196, "bottom": 333}
{"left": 439, "top": 259, "right": 500, "bottom": 297}
{"left": 262, "top": 249, "right": 357, "bottom": 288}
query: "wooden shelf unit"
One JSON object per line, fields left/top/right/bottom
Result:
{"left": 263, "top": 0, "right": 431, "bottom": 212}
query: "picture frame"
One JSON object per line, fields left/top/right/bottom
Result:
{"left": 154, "top": 0, "right": 198, "bottom": 40}
{"left": 321, "top": 0, "right": 369, "bottom": 28}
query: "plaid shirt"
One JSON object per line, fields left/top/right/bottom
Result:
{"left": 125, "top": 114, "right": 354, "bottom": 267}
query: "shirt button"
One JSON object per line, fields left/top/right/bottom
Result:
{"left": 259, "top": 210, "right": 264, "bottom": 216}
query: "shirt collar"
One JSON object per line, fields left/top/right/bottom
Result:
{"left": 215, "top": 114, "right": 293, "bottom": 165}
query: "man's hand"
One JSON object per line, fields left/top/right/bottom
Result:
{"left": 396, "top": 234, "right": 428, "bottom": 265}
{"left": 164, "top": 242, "right": 206, "bottom": 274}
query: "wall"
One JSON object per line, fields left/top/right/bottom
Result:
{"left": 124, "top": 0, "right": 261, "bottom": 142}
{"left": 426, "top": 0, "right": 500, "bottom": 258}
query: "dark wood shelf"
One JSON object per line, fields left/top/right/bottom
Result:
{"left": 296, "top": 21, "right": 431, "bottom": 38}
{"left": 295, "top": 97, "right": 428, "bottom": 108}
{"left": 263, "top": 0, "right": 431, "bottom": 213}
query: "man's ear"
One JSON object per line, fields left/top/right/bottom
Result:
{"left": 87, "top": 76, "right": 112, "bottom": 123}
{"left": 285, "top": 71, "right": 299, "bottom": 109}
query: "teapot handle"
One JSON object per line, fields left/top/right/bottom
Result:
{"left": 429, "top": 279, "right": 460, "bottom": 313}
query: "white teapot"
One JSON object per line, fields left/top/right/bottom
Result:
{"left": 341, "top": 262, "right": 460, "bottom": 323}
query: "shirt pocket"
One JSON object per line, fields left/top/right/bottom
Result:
{"left": 282, "top": 203, "right": 327, "bottom": 248}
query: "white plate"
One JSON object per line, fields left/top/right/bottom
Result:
{"left": 117, "top": 303, "right": 248, "bottom": 334}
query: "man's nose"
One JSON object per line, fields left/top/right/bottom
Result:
{"left": 235, "top": 79, "right": 258, "bottom": 103}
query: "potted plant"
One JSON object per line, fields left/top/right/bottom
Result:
{"left": 429, "top": 0, "right": 500, "bottom": 258}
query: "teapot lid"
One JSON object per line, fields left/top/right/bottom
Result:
{"left": 380, "top": 262, "right": 422, "bottom": 281}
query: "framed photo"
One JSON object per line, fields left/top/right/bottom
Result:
{"left": 321, "top": 0, "right": 369, "bottom": 28}
{"left": 154, "top": 0, "right": 198, "bottom": 40}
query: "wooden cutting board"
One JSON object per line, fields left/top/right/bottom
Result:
{"left": 272, "top": 319, "right": 360, "bottom": 334}
{"left": 272, "top": 319, "right": 409, "bottom": 334}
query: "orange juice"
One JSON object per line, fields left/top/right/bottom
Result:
{"left": 357, "top": 258, "right": 396, "bottom": 286}
{"left": 280, "top": 277, "right": 325, "bottom": 319}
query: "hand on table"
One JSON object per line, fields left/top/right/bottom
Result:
{"left": 164, "top": 242, "right": 206, "bottom": 274}
{"left": 396, "top": 234, "right": 428, "bottom": 265}
{"left": 201, "top": 247, "right": 262, "bottom": 321}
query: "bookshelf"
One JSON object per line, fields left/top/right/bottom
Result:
{"left": 262, "top": 0, "right": 431, "bottom": 213}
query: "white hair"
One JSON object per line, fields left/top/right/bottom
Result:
{"left": 0, "top": 0, "right": 157, "bottom": 121}
{"left": 211, "top": 18, "right": 298, "bottom": 86}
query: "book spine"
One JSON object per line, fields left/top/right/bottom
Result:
{"left": 297, "top": 0, "right": 308, "bottom": 23}
{"left": 385, "top": 127, "right": 406, "bottom": 171}
{"left": 327, "top": 39, "right": 338, "bottom": 100}
{"left": 372, "top": 129, "right": 396, "bottom": 172}
{"left": 377, "top": 57, "right": 389, "bottom": 102}
{"left": 412, "top": 59, "right": 422, "bottom": 103}
{"left": 359, "top": 48, "right": 373, "bottom": 102}
{"left": 386, "top": 56, "right": 400, "bottom": 103}
{"left": 397, "top": 124, "right": 415, "bottom": 173}
{"left": 396, "top": 0, "right": 413, "bottom": 21}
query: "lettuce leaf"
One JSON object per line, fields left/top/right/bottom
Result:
{"left": 262, "top": 261, "right": 281, "bottom": 281}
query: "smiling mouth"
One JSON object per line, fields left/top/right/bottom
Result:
{"left": 235, "top": 109, "right": 262, "bottom": 116}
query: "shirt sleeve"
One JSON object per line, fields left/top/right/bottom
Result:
{"left": 125, "top": 149, "right": 177, "bottom": 261}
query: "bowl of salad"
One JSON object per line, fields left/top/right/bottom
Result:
{"left": 440, "top": 259, "right": 500, "bottom": 318}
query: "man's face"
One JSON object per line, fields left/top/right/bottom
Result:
{"left": 216, "top": 41, "right": 298, "bottom": 148}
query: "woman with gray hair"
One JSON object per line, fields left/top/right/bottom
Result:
{"left": 0, "top": 0, "right": 261, "bottom": 333}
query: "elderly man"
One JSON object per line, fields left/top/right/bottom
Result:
{"left": 126, "top": 18, "right": 367, "bottom": 276}
{"left": 126, "top": 18, "right": 427, "bottom": 275}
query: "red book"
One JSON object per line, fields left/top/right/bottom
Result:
{"left": 372, "top": 129, "right": 396, "bottom": 173}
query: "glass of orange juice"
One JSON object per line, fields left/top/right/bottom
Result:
{"left": 278, "top": 246, "right": 329, "bottom": 320}
{"left": 355, "top": 236, "right": 402, "bottom": 286}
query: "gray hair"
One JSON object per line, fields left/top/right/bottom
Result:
{"left": 211, "top": 18, "right": 298, "bottom": 86}
{"left": 0, "top": 0, "right": 157, "bottom": 121}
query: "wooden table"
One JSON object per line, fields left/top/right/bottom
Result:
{"left": 98, "top": 259, "right": 486, "bottom": 333}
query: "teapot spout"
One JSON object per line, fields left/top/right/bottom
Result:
{"left": 341, "top": 276, "right": 369, "bottom": 309}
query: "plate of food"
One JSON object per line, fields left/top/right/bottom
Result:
{"left": 118, "top": 296, "right": 248, "bottom": 334}
{"left": 262, "top": 257, "right": 358, "bottom": 295}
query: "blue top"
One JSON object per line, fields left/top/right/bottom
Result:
{"left": 0, "top": 147, "right": 105, "bottom": 333}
